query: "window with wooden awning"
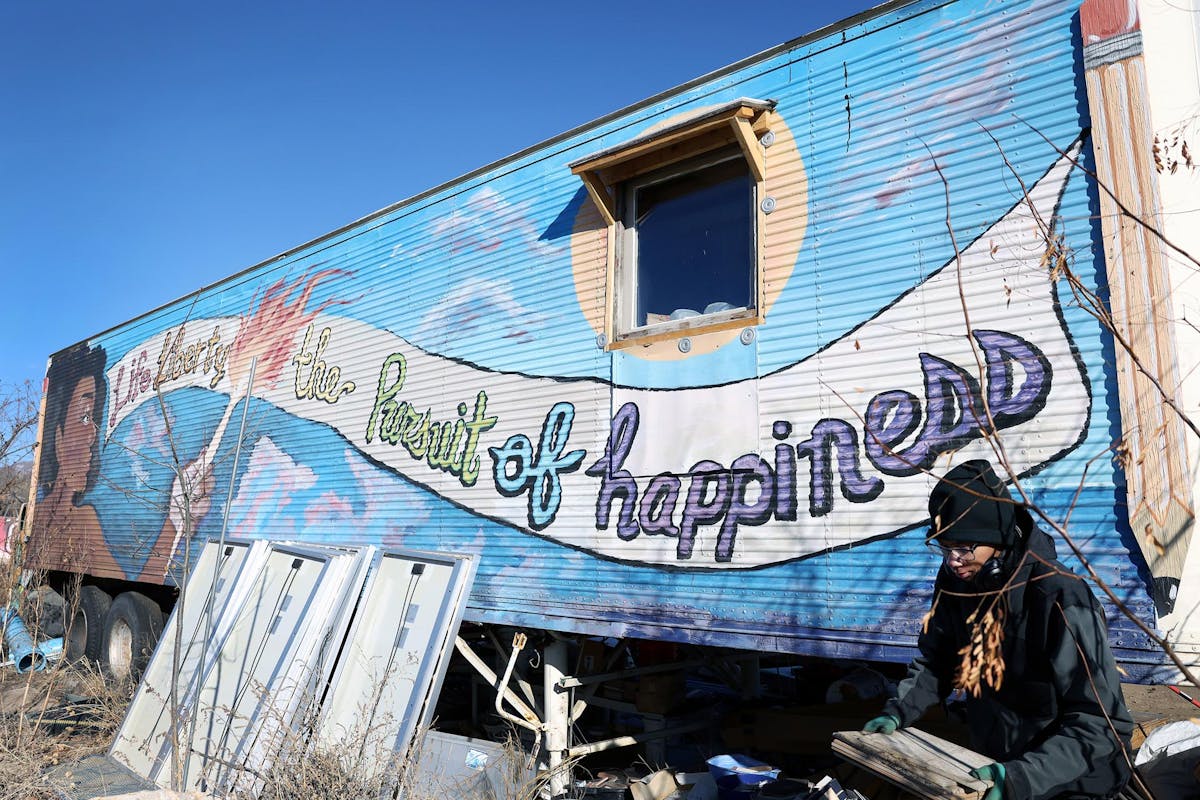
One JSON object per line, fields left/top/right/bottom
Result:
{"left": 569, "top": 98, "right": 776, "bottom": 347}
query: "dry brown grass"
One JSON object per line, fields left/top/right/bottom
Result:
{"left": 229, "top": 737, "right": 551, "bottom": 800}
{"left": 0, "top": 578, "right": 544, "bottom": 799}
{"left": 238, "top": 714, "right": 548, "bottom": 800}
{"left": 246, "top": 746, "right": 404, "bottom": 800}
{"left": 0, "top": 659, "right": 134, "bottom": 800}
{"left": 0, "top": 658, "right": 547, "bottom": 800}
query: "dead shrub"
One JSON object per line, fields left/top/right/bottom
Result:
{"left": 0, "top": 659, "right": 133, "bottom": 800}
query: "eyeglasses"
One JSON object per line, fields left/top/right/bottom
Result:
{"left": 926, "top": 542, "right": 982, "bottom": 562}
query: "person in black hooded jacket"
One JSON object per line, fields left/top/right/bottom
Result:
{"left": 862, "top": 460, "right": 1134, "bottom": 800}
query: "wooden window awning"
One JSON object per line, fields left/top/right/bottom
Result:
{"left": 569, "top": 98, "right": 776, "bottom": 225}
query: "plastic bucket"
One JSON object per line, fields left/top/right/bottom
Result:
{"left": 707, "top": 754, "right": 780, "bottom": 799}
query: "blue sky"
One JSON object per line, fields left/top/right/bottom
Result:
{"left": 0, "top": 0, "right": 881, "bottom": 389}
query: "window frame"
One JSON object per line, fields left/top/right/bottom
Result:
{"left": 614, "top": 147, "right": 759, "bottom": 341}
{"left": 569, "top": 98, "right": 775, "bottom": 350}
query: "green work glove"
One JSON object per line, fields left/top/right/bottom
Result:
{"left": 969, "top": 763, "right": 1005, "bottom": 800}
{"left": 862, "top": 714, "right": 900, "bottom": 734}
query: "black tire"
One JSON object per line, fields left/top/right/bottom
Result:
{"left": 65, "top": 584, "right": 112, "bottom": 664}
{"left": 103, "top": 592, "right": 165, "bottom": 682}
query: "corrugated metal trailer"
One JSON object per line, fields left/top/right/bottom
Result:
{"left": 24, "top": 0, "right": 1200, "bottom": 683}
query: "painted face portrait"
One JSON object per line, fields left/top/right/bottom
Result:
{"left": 55, "top": 376, "right": 99, "bottom": 494}
{"left": 38, "top": 342, "right": 107, "bottom": 509}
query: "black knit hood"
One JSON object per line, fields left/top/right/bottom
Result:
{"left": 928, "top": 460, "right": 1033, "bottom": 548}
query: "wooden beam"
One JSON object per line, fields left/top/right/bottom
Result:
{"left": 750, "top": 109, "right": 773, "bottom": 133}
{"left": 607, "top": 309, "right": 761, "bottom": 350}
{"left": 601, "top": 128, "right": 739, "bottom": 184}
{"left": 831, "top": 728, "right": 990, "bottom": 799}
{"left": 571, "top": 107, "right": 749, "bottom": 174}
{"left": 579, "top": 171, "right": 616, "bottom": 226}
{"left": 730, "top": 116, "right": 766, "bottom": 182}
{"left": 1081, "top": 0, "right": 1194, "bottom": 604}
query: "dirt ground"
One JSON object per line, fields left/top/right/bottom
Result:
{"left": 0, "top": 660, "right": 130, "bottom": 800}
{"left": 1123, "top": 681, "right": 1200, "bottom": 747}
{"left": 1124, "top": 682, "right": 1200, "bottom": 721}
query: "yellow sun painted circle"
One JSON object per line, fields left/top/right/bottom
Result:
{"left": 570, "top": 108, "right": 807, "bottom": 361}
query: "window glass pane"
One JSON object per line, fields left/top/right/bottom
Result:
{"left": 634, "top": 157, "right": 753, "bottom": 328}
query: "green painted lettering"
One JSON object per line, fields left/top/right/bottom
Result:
{"left": 366, "top": 353, "right": 407, "bottom": 443}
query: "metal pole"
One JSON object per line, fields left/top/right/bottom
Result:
{"left": 179, "top": 358, "right": 256, "bottom": 790}
{"left": 543, "top": 639, "right": 570, "bottom": 799}
{"left": 493, "top": 633, "right": 544, "bottom": 734}
{"left": 453, "top": 635, "right": 542, "bottom": 729}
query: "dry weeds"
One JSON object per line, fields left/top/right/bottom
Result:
{"left": 0, "top": 576, "right": 540, "bottom": 799}
{"left": 0, "top": 656, "right": 545, "bottom": 800}
{"left": 247, "top": 746, "right": 403, "bottom": 800}
{"left": 0, "top": 659, "right": 133, "bottom": 800}
{"left": 954, "top": 604, "right": 1006, "bottom": 697}
{"left": 236, "top": 703, "right": 545, "bottom": 800}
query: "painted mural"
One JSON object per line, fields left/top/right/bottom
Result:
{"left": 92, "top": 144, "right": 1087, "bottom": 571}
{"left": 30, "top": 0, "right": 1168, "bottom": 666}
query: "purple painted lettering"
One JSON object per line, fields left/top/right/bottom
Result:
{"left": 585, "top": 329, "right": 1055, "bottom": 563}
{"left": 586, "top": 402, "right": 641, "bottom": 540}
{"left": 678, "top": 461, "right": 731, "bottom": 560}
{"left": 796, "top": 419, "right": 884, "bottom": 516}
{"left": 639, "top": 474, "right": 681, "bottom": 537}
{"left": 718, "top": 454, "right": 776, "bottom": 561}
{"left": 974, "top": 329, "right": 1052, "bottom": 424}
{"left": 863, "top": 390, "right": 922, "bottom": 473}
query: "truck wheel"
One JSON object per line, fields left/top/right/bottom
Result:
{"left": 103, "top": 592, "right": 164, "bottom": 682}
{"left": 66, "top": 585, "right": 112, "bottom": 664}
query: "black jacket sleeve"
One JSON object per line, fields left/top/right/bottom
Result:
{"left": 1001, "top": 596, "right": 1134, "bottom": 800}
{"left": 884, "top": 590, "right": 956, "bottom": 726}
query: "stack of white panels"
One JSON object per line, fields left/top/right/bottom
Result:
{"left": 104, "top": 538, "right": 475, "bottom": 797}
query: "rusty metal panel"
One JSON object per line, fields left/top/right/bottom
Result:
{"left": 26, "top": 0, "right": 1168, "bottom": 675}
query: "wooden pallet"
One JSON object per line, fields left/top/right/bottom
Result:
{"left": 831, "top": 728, "right": 991, "bottom": 799}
